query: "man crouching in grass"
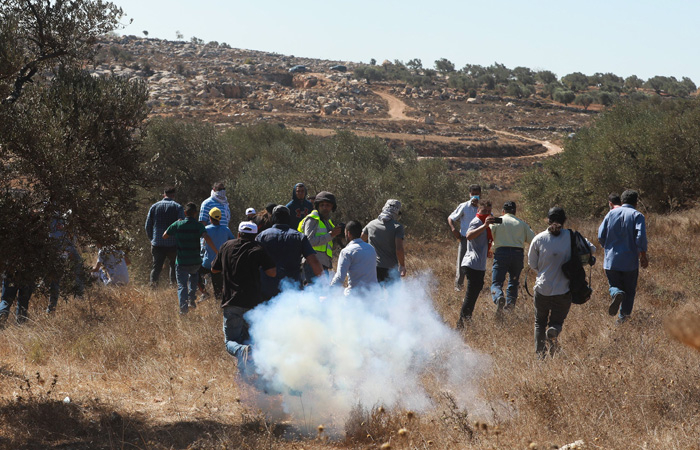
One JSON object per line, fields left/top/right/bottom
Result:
{"left": 211, "top": 221, "right": 276, "bottom": 372}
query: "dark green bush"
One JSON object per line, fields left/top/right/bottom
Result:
{"left": 519, "top": 97, "right": 700, "bottom": 219}
{"left": 139, "top": 121, "right": 478, "bottom": 238}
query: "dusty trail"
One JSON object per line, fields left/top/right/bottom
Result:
{"left": 285, "top": 89, "right": 562, "bottom": 159}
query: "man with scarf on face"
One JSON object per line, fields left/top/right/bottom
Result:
{"left": 200, "top": 182, "right": 231, "bottom": 228}
{"left": 528, "top": 207, "right": 596, "bottom": 357}
{"left": 361, "top": 199, "right": 406, "bottom": 283}
{"left": 286, "top": 182, "right": 314, "bottom": 230}
{"left": 456, "top": 199, "right": 495, "bottom": 329}
{"left": 448, "top": 184, "right": 482, "bottom": 291}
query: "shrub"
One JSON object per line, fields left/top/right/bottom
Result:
{"left": 553, "top": 88, "right": 575, "bottom": 105}
{"left": 519, "top": 97, "right": 700, "bottom": 219}
{"left": 139, "top": 121, "right": 478, "bottom": 239}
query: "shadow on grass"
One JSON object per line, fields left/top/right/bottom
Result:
{"left": 0, "top": 396, "right": 290, "bottom": 450}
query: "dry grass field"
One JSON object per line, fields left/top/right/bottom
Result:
{"left": 1, "top": 208, "right": 700, "bottom": 450}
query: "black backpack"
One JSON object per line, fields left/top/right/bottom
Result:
{"left": 561, "top": 229, "right": 595, "bottom": 305}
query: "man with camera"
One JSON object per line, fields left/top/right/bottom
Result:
{"left": 489, "top": 201, "right": 535, "bottom": 313}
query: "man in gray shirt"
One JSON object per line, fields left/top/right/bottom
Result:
{"left": 331, "top": 221, "right": 378, "bottom": 294}
{"left": 362, "top": 199, "right": 406, "bottom": 283}
{"left": 456, "top": 200, "right": 495, "bottom": 329}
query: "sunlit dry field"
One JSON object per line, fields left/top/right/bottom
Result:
{"left": 1, "top": 209, "right": 699, "bottom": 450}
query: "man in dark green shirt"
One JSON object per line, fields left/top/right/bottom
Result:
{"left": 164, "top": 202, "right": 216, "bottom": 314}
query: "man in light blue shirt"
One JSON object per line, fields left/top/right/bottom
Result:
{"left": 330, "top": 221, "right": 378, "bottom": 294}
{"left": 448, "top": 184, "right": 481, "bottom": 291}
{"left": 598, "top": 189, "right": 648, "bottom": 322}
{"left": 199, "top": 207, "right": 234, "bottom": 300}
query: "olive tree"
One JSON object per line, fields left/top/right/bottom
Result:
{"left": 0, "top": 1, "right": 149, "bottom": 284}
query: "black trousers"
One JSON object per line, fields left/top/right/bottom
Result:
{"left": 150, "top": 246, "right": 177, "bottom": 285}
{"left": 459, "top": 267, "right": 485, "bottom": 319}
{"left": 534, "top": 291, "right": 572, "bottom": 354}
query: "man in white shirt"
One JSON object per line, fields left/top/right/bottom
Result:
{"left": 447, "top": 184, "right": 481, "bottom": 291}
{"left": 330, "top": 221, "right": 378, "bottom": 295}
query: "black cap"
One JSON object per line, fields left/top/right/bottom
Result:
{"left": 314, "top": 191, "right": 337, "bottom": 212}
{"left": 547, "top": 206, "right": 567, "bottom": 224}
{"left": 503, "top": 201, "right": 516, "bottom": 214}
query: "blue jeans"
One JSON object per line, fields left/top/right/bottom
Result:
{"left": 491, "top": 247, "right": 524, "bottom": 306}
{"left": 176, "top": 264, "right": 200, "bottom": 313}
{"left": 223, "top": 305, "right": 250, "bottom": 358}
{"left": 605, "top": 269, "right": 639, "bottom": 317}
{"left": 1, "top": 278, "right": 35, "bottom": 324}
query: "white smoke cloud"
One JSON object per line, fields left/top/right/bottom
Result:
{"left": 245, "top": 273, "right": 490, "bottom": 432}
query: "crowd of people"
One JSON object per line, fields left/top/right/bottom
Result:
{"left": 0, "top": 180, "right": 648, "bottom": 363}
{"left": 449, "top": 187, "right": 648, "bottom": 357}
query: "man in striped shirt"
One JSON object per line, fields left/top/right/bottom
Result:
{"left": 199, "top": 182, "right": 231, "bottom": 228}
{"left": 164, "top": 203, "right": 217, "bottom": 314}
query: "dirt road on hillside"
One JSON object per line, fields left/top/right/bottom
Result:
{"left": 373, "top": 90, "right": 415, "bottom": 122}
{"left": 289, "top": 89, "right": 562, "bottom": 159}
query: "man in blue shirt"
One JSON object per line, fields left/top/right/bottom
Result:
{"left": 330, "top": 221, "right": 378, "bottom": 294}
{"left": 256, "top": 205, "right": 322, "bottom": 301}
{"left": 598, "top": 189, "right": 649, "bottom": 323}
{"left": 145, "top": 187, "right": 184, "bottom": 287}
{"left": 286, "top": 182, "right": 314, "bottom": 230}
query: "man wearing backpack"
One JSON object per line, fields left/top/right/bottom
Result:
{"left": 528, "top": 207, "right": 596, "bottom": 357}
{"left": 598, "top": 189, "right": 648, "bottom": 323}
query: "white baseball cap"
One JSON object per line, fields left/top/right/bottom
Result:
{"left": 238, "top": 221, "right": 258, "bottom": 234}
{"left": 245, "top": 207, "right": 256, "bottom": 215}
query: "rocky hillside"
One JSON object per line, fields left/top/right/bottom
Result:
{"left": 93, "top": 34, "right": 597, "bottom": 180}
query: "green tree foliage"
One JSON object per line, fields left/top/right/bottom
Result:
{"left": 447, "top": 74, "right": 477, "bottom": 93}
{"left": 406, "top": 58, "right": 423, "bottom": 72}
{"left": 434, "top": 58, "right": 456, "bottom": 74}
{"left": 553, "top": 88, "right": 575, "bottom": 105}
{"left": 140, "top": 121, "right": 477, "bottom": 238}
{"left": 574, "top": 93, "right": 594, "bottom": 110}
{"left": 536, "top": 70, "right": 557, "bottom": 85}
{"left": 488, "top": 62, "right": 511, "bottom": 84}
{"left": 561, "top": 72, "right": 589, "bottom": 92}
{"left": 353, "top": 65, "right": 386, "bottom": 84}
{"left": 596, "top": 72, "right": 624, "bottom": 93}
{"left": 519, "top": 97, "right": 700, "bottom": 218}
{"left": 596, "top": 90, "right": 618, "bottom": 106}
{"left": 461, "top": 64, "right": 487, "bottom": 78}
{"left": 513, "top": 66, "right": 535, "bottom": 85}
{"left": 624, "top": 75, "right": 643, "bottom": 91}
{"left": 543, "top": 81, "right": 564, "bottom": 99}
{"left": 506, "top": 82, "right": 531, "bottom": 99}
{"left": 643, "top": 75, "right": 695, "bottom": 97}
{"left": 0, "top": 1, "right": 149, "bottom": 282}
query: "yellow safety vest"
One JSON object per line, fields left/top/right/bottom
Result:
{"left": 297, "top": 210, "right": 334, "bottom": 258}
